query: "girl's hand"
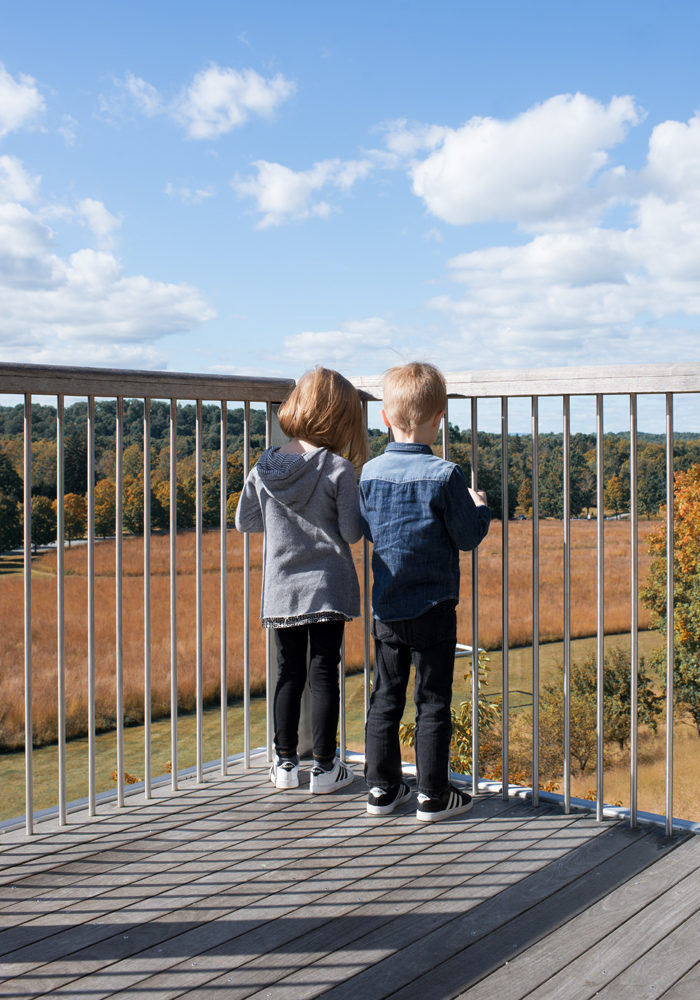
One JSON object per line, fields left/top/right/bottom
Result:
{"left": 469, "top": 488, "right": 488, "bottom": 507}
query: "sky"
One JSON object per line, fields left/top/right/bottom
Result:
{"left": 2, "top": 0, "right": 700, "bottom": 431}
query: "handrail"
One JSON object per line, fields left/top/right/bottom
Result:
{"left": 352, "top": 362, "right": 700, "bottom": 399}
{"left": 0, "top": 362, "right": 294, "bottom": 402}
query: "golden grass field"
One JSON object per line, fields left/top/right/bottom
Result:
{"left": 0, "top": 518, "right": 657, "bottom": 752}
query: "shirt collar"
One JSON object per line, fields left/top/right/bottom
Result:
{"left": 385, "top": 442, "right": 434, "bottom": 454}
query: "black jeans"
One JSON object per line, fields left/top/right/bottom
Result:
{"left": 364, "top": 600, "right": 457, "bottom": 798}
{"left": 272, "top": 620, "right": 345, "bottom": 762}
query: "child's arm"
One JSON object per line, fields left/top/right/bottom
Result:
{"left": 444, "top": 466, "right": 491, "bottom": 550}
{"left": 336, "top": 462, "right": 363, "bottom": 543}
{"left": 234, "top": 473, "right": 264, "bottom": 533}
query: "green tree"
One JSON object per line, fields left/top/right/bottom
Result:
{"left": 30, "top": 495, "right": 56, "bottom": 551}
{"left": 0, "top": 492, "right": 22, "bottom": 552}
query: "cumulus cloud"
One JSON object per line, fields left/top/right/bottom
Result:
{"left": 234, "top": 157, "right": 373, "bottom": 227}
{"left": 102, "top": 64, "right": 295, "bottom": 140}
{"left": 175, "top": 64, "right": 295, "bottom": 139}
{"left": 407, "top": 94, "right": 642, "bottom": 228}
{"left": 282, "top": 318, "right": 418, "bottom": 371}
{"left": 0, "top": 64, "right": 45, "bottom": 138}
{"left": 422, "top": 109, "right": 700, "bottom": 369}
{"left": 0, "top": 158, "right": 215, "bottom": 366}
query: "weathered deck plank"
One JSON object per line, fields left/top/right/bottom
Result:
{"left": 0, "top": 759, "right": 694, "bottom": 1000}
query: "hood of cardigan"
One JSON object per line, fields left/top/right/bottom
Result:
{"left": 255, "top": 446, "right": 329, "bottom": 512}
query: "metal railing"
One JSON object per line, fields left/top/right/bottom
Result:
{"left": 2, "top": 360, "right": 700, "bottom": 838}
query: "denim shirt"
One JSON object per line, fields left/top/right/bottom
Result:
{"left": 359, "top": 442, "right": 491, "bottom": 622}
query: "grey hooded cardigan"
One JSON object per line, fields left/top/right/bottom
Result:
{"left": 235, "top": 447, "right": 363, "bottom": 626}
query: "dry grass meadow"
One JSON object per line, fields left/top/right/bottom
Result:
{"left": 0, "top": 518, "right": 656, "bottom": 751}
{"left": 0, "top": 516, "right": 698, "bottom": 822}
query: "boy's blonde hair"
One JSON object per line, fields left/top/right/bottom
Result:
{"left": 278, "top": 367, "right": 369, "bottom": 466}
{"left": 382, "top": 362, "right": 447, "bottom": 432}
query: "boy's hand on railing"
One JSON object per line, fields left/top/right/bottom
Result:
{"left": 469, "top": 488, "right": 488, "bottom": 507}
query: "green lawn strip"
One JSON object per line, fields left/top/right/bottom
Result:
{"left": 0, "top": 631, "right": 663, "bottom": 824}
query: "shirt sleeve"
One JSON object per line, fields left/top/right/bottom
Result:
{"left": 358, "top": 479, "right": 373, "bottom": 542}
{"left": 443, "top": 465, "right": 491, "bottom": 551}
{"left": 335, "top": 461, "right": 363, "bottom": 544}
{"left": 235, "top": 471, "right": 264, "bottom": 533}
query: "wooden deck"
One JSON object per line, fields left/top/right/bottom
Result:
{"left": 0, "top": 758, "right": 698, "bottom": 1000}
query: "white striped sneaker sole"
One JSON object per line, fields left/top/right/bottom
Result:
{"left": 415, "top": 786, "right": 473, "bottom": 822}
{"left": 309, "top": 760, "right": 354, "bottom": 794}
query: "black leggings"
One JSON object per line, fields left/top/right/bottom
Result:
{"left": 272, "top": 620, "right": 345, "bottom": 762}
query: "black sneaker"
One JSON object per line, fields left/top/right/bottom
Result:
{"left": 366, "top": 782, "right": 412, "bottom": 816}
{"left": 416, "top": 785, "right": 473, "bottom": 822}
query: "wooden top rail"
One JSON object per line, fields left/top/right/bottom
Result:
{"left": 352, "top": 363, "right": 700, "bottom": 401}
{"left": 0, "top": 362, "right": 295, "bottom": 403}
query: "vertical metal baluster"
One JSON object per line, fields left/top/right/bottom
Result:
{"left": 442, "top": 405, "right": 449, "bottom": 461}
{"left": 339, "top": 635, "right": 347, "bottom": 763}
{"left": 169, "top": 399, "right": 178, "bottom": 791}
{"left": 195, "top": 399, "right": 204, "bottom": 784}
{"left": 115, "top": 397, "right": 124, "bottom": 807}
{"left": 596, "top": 394, "right": 605, "bottom": 820}
{"left": 143, "top": 398, "right": 152, "bottom": 800}
{"left": 501, "top": 397, "right": 509, "bottom": 800}
{"left": 470, "top": 397, "right": 479, "bottom": 792}
{"left": 665, "top": 393, "right": 674, "bottom": 836}
{"left": 531, "top": 397, "right": 540, "bottom": 807}
{"left": 629, "top": 393, "right": 638, "bottom": 829}
{"left": 243, "top": 401, "right": 251, "bottom": 768}
{"left": 265, "top": 402, "right": 273, "bottom": 762}
{"left": 563, "top": 395, "right": 571, "bottom": 814}
{"left": 56, "top": 395, "right": 66, "bottom": 825}
{"left": 87, "top": 395, "right": 96, "bottom": 815}
{"left": 221, "top": 401, "right": 228, "bottom": 775}
{"left": 362, "top": 400, "right": 371, "bottom": 718}
{"left": 23, "top": 393, "right": 33, "bottom": 836}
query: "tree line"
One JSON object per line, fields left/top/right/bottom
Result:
{"left": 1, "top": 400, "right": 700, "bottom": 551}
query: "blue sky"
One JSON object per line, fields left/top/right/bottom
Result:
{"left": 2, "top": 1, "right": 700, "bottom": 429}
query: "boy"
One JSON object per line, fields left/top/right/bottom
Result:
{"left": 359, "top": 362, "right": 491, "bottom": 822}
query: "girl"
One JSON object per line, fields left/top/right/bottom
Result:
{"left": 235, "top": 368, "right": 368, "bottom": 792}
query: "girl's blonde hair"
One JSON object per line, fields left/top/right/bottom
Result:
{"left": 278, "top": 367, "right": 369, "bottom": 466}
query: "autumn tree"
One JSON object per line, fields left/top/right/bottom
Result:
{"left": 94, "top": 478, "right": 116, "bottom": 537}
{"left": 642, "top": 464, "right": 700, "bottom": 733}
{"left": 63, "top": 493, "right": 87, "bottom": 545}
{"left": 604, "top": 473, "right": 625, "bottom": 516}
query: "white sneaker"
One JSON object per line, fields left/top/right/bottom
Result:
{"left": 269, "top": 757, "right": 299, "bottom": 789}
{"left": 309, "top": 759, "right": 354, "bottom": 794}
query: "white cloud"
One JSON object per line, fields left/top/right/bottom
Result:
{"left": 420, "top": 111, "right": 700, "bottom": 369}
{"left": 124, "top": 72, "right": 163, "bottom": 117}
{"left": 76, "top": 198, "right": 122, "bottom": 249}
{"left": 0, "top": 155, "right": 40, "bottom": 202}
{"left": 101, "top": 64, "right": 295, "bottom": 140}
{"left": 0, "top": 158, "right": 215, "bottom": 365}
{"left": 234, "top": 157, "right": 372, "bottom": 227}
{"left": 0, "top": 64, "right": 45, "bottom": 138}
{"left": 282, "top": 318, "right": 419, "bottom": 371}
{"left": 165, "top": 182, "right": 215, "bottom": 205}
{"left": 176, "top": 64, "right": 295, "bottom": 139}
{"left": 408, "top": 94, "right": 642, "bottom": 228}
